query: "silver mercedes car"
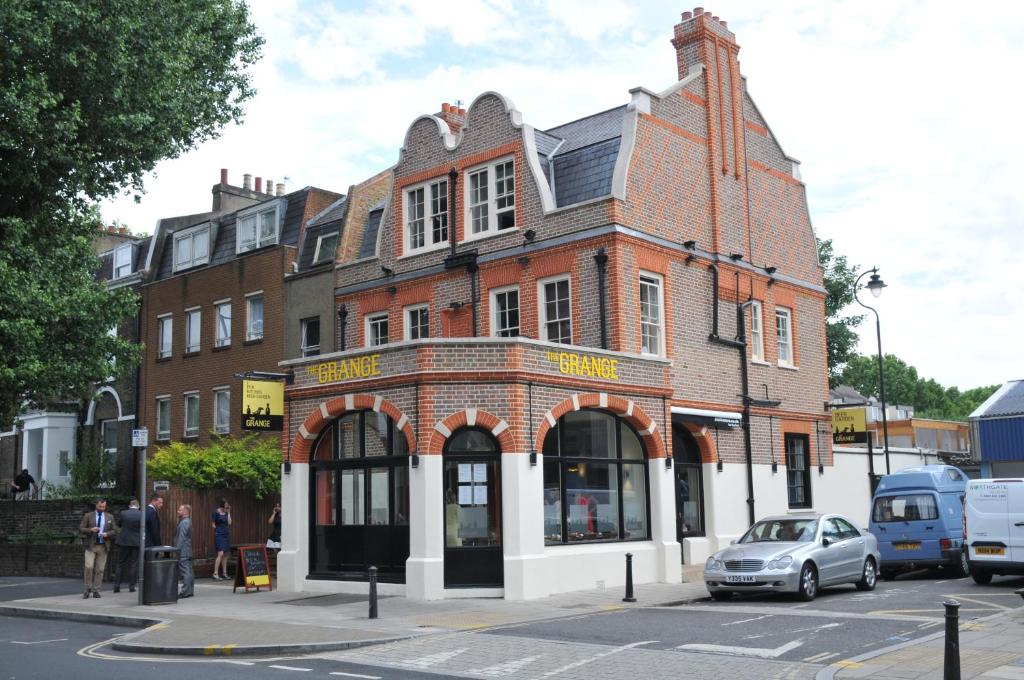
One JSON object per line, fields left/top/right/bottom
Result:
{"left": 703, "top": 513, "right": 881, "bottom": 601}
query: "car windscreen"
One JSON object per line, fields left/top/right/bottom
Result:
{"left": 739, "top": 518, "right": 818, "bottom": 543}
{"left": 872, "top": 494, "right": 938, "bottom": 522}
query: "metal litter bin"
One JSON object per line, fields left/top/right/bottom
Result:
{"left": 143, "top": 546, "right": 179, "bottom": 605}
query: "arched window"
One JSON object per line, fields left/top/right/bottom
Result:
{"left": 310, "top": 409, "right": 409, "bottom": 580}
{"left": 673, "top": 425, "right": 705, "bottom": 538}
{"left": 542, "top": 409, "right": 650, "bottom": 544}
{"left": 443, "top": 427, "right": 503, "bottom": 587}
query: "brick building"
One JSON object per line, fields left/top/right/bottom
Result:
{"left": 276, "top": 9, "right": 833, "bottom": 601}
{"left": 138, "top": 172, "right": 340, "bottom": 448}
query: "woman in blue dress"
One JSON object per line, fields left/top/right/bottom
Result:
{"left": 211, "top": 499, "right": 232, "bottom": 580}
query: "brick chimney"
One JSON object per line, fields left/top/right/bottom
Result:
{"left": 437, "top": 102, "right": 467, "bottom": 133}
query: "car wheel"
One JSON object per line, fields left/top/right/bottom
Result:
{"left": 797, "top": 563, "right": 818, "bottom": 602}
{"left": 971, "top": 568, "right": 992, "bottom": 585}
{"left": 710, "top": 591, "right": 733, "bottom": 602}
{"left": 951, "top": 550, "right": 970, "bottom": 578}
{"left": 855, "top": 558, "right": 877, "bottom": 591}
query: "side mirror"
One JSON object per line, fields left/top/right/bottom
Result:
{"left": 822, "top": 537, "right": 832, "bottom": 547}
{"left": 730, "top": 539, "right": 737, "bottom": 545}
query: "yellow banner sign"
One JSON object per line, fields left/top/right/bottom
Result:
{"left": 832, "top": 408, "right": 867, "bottom": 444}
{"left": 242, "top": 380, "right": 284, "bottom": 431}
{"left": 547, "top": 351, "right": 619, "bottom": 381}
{"left": 306, "top": 354, "right": 382, "bottom": 384}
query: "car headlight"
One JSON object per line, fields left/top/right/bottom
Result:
{"left": 705, "top": 556, "right": 723, "bottom": 570}
{"left": 766, "top": 556, "right": 793, "bottom": 570}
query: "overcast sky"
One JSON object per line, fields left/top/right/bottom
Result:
{"left": 100, "top": 0, "right": 1023, "bottom": 392}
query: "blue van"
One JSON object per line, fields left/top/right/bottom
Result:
{"left": 868, "top": 465, "right": 969, "bottom": 580}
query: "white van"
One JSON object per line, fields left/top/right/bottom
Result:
{"left": 963, "top": 478, "right": 1024, "bottom": 584}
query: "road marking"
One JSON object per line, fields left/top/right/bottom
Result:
{"left": 532, "top": 641, "right": 658, "bottom": 679}
{"left": 225, "top": 661, "right": 255, "bottom": 665}
{"left": 329, "top": 672, "right": 382, "bottom": 679}
{"left": 948, "top": 595, "right": 1012, "bottom": 611}
{"left": 678, "top": 638, "right": 804, "bottom": 659}
{"left": 783, "top": 622, "right": 843, "bottom": 635}
{"left": 833, "top": 659, "right": 864, "bottom": 669}
{"left": 722, "top": 614, "right": 773, "bottom": 626}
{"left": 469, "top": 655, "right": 539, "bottom": 676}
{"left": 803, "top": 652, "right": 839, "bottom": 662}
{"left": 11, "top": 638, "right": 68, "bottom": 645}
{"left": 269, "top": 665, "right": 313, "bottom": 672}
{"left": 918, "top": 621, "right": 942, "bottom": 629}
{"left": 222, "top": 643, "right": 238, "bottom": 655}
{"left": 394, "top": 648, "right": 466, "bottom": 668}
{"left": 204, "top": 644, "right": 221, "bottom": 655}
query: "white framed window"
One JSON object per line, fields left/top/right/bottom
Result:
{"left": 184, "top": 392, "right": 200, "bottom": 438}
{"left": 107, "top": 324, "right": 118, "bottom": 380}
{"left": 158, "top": 314, "right": 173, "bottom": 359}
{"left": 185, "top": 307, "right": 201, "bottom": 353}
{"left": 639, "top": 272, "right": 664, "bottom": 356}
{"left": 113, "top": 243, "right": 133, "bottom": 278}
{"left": 490, "top": 286, "right": 520, "bottom": 337}
{"left": 776, "top": 307, "right": 793, "bottom": 366}
{"left": 213, "top": 388, "right": 230, "bottom": 435}
{"left": 236, "top": 202, "right": 282, "bottom": 254}
{"left": 58, "top": 450, "right": 71, "bottom": 477}
{"left": 215, "top": 300, "right": 231, "bottom": 347}
{"left": 156, "top": 396, "right": 171, "bottom": 441}
{"left": 405, "top": 179, "right": 449, "bottom": 253}
{"left": 749, "top": 300, "right": 764, "bottom": 362}
{"left": 465, "top": 158, "right": 515, "bottom": 239}
{"left": 173, "top": 223, "right": 210, "bottom": 272}
{"left": 246, "top": 292, "right": 264, "bottom": 341}
{"left": 405, "top": 304, "right": 429, "bottom": 340}
{"left": 101, "top": 419, "right": 118, "bottom": 469}
{"left": 301, "top": 316, "right": 321, "bottom": 357}
{"left": 538, "top": 275, "right": 572, "bottom": 344}
{"left": 313, "top": 232, "right": 339, "bottom": 265}
{"left": 365, "top": 312, "right": 389, "bottom": 347}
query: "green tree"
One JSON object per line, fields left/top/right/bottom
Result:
{"left": 817, "top": 238, "right": 864, "bottom": 383}
{"left": 0, "top": 0, "right": 263, "bottom": 427}
{"left": 148, "top": 435, "right": 281, "bottom": 499}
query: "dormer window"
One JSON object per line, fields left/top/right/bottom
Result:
{"left": 113, "top": 244, "right": 134, "bottom": 278}
{"left": 313, "top": 232, "right": 339, "bottom": 265}
{"left": 173, "top": 224, "right": 210, "bottom": 272}
{"left": 465, "top": 158, "right": 515, "bottom": 240}
{"left": 404, "top": 178, "right": 448, "bottom": 254}
{"left": 236, "top": 201, "right": 283, "bottom": 254}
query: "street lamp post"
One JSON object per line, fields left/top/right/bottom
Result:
{"left": 854, "top": 267, "right": 890, "bottom": 474}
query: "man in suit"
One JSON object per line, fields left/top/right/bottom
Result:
{"left": 175, "top": 504, "right": 194, "bottom": 598}
{"left": 145, "top": 494, "right": 163, "bottom": 547}
{"left": 79, "top": 498, "right": 117, "bottom": 598}
{"left": 113, "top": 499, "right": 141, "bottom": 593}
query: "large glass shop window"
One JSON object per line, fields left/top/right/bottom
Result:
{"left": 543, "top": 409, "right": 650, "bottom": 544}
{"left": 310, "top": 409, "right": 409, "bottom": 579}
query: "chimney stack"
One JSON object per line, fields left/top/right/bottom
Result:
{"left": 243, "top": 173, "right": 252, "bottom": 190}
{"left": 220, "top": 168, "right": 228, "bottom": 185}
{"left": 255, "top": 177, "right": 263, "bottom": 193}
{"left": 437, "top": 102, "right": 467, "bottom": 134}
{"left": 275, "top": 183, "right": 285, "bottom": 197}
{"left": 265, "top": 178, "right": 273, "bottom": 195}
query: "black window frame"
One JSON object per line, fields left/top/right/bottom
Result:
{"left": 785, "top": 433, "right": 812, "bottom": 509}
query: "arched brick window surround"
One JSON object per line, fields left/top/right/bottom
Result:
{"left": 291, "top": 394, "right": 416, "bottom": 463}
{"left": 425, "top": 409, "right": 514, "bottom": 455}
{"left": 681, "top": 422, "right": 719, "bottom": 464}
{"left": 534, "top": 393, "right": 667, "bottom": 459}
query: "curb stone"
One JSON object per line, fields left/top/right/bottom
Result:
{"left": 0, "top": 604, "right": 161, "bottom": 629}
{"left": 110, "top": 636, "right": 411, "bottom": 657}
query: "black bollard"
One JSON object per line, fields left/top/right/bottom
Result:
{"left": 623, "top": 553, "right": 637, "bottom": 603}
{"left": 943, "top": 599, "right": 960, "bottom": 680}
{"left": 368, "top": 566, "right": 379, "bottom": 619}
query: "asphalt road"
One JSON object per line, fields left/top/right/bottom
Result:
{"left": 0, "top": 615, "right": 467, "bottom": 680}
{"left": 0, "top": 576, "right": 85, "bottom": 602}
{"left": 485, "top": 570, "right": 1024, "bottom": 665}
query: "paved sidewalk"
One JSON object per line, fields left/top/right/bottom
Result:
{"left": 823, "top": 601, "right": 1024, "bottom": 680}
{"left": 0, "top": 568, "right": 710, "bottom": 656}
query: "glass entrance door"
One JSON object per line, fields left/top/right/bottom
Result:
{"left": 443, "top": 429, "right": 503, "bottom": 588}
{"left": 673, "top": 425, "right": 705, "bottom": 561}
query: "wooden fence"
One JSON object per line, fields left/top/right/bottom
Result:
{"left": 153, "top": 488, "right": 278, "bottom": 561}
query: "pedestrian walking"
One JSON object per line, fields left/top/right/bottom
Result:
{"left": 145, "top": 493, "right": 163, "bottom": 546}
{"left": 175, "top": 504, "right": 194, "bottom": 598}
{"left": 267, "top": 502, "right": 282, "bottom": 551}
{"left": 211, "top": 499, "right": 232, "bottom": 580}
{"left": 9, "top": 469, "right": 38, "bottom": 500}
{"left": 113, "top": 499, "right": 141, "bottom": 593}
{"left": 79, "top": 498, "right": 117, "bottom": 598}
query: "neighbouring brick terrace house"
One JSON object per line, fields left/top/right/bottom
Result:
{"left": 138, "top": 172, "right": 340, "bottom": 449}
{"left": 277, "top": 9, "right": 834, "bottom": 601}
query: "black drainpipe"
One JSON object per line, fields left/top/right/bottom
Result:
{"left": 337, "top": 305, "right": 348, "bottom": 351}
{"left": 707, "top": 263, "right": 756, "bottom": 527}
{"left": 594, "top": 247, "right": 609, "bottom": 349}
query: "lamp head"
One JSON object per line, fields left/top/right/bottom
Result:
{"left": 523, "top": 229, "right": 536, "bottom": 243}
{"left": 867, "top": 272, "right": 886, "bottom": 298}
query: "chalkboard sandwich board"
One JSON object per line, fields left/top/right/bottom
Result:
{"left": 233, "top": 544, "right": 273, "bottom": 593}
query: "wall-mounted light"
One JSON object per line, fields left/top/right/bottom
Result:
{"left": 764, "top": 266, "right": 777, "bottom": 275}
{"left": 517, "top": 256, "right": 530, "bottom": 266}
{"left": 387, "top": 286, "right": 397, "bottom": 295}
{"left": 449, "top": 301, "right": 465, "bottom": 310}
{"left": 284, "top": 461, "right": 292, "bottom": 475}
{"left": 523, "top": 229, "right": 536, "bottom": 244}
{"left": 381, "top": 265, "right": 394, "bottom": 277}
{"left": 411, "top": 454, "right": 420, "bottom": 469}
{"left": 685, "top": 253, "right": 696, "bottom": 265}
{"left": 529, "top": 451, "right": 538, "bottom": 467}
{"left": 665, "top": 457, "right": 673, "bottom": 469}
{"left": 683, "top": 240, "right": 696, "bottom": 249}
{"left": 716, "top": 458, "right": 723, "bottom": 472}
{"left": 771, "top": 461, "right": 778, "bottom": 474}
{"left": 729, "top": 253, "right": 744, "bottom": 262}
{"left": 818, "top": 462, "right": 825, "bottom": 475}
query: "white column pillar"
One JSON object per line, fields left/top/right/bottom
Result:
{"left": 277, "top": 462, "right": 309, "bottom": 593}
{"left": 406, "top": 454, "right": 444, "bottom": 600}
{"left": 648, "top": 458, "right": 682, "bottom": 583}
{"left": 502, "top": 451, "right": 547, "bottom": 600}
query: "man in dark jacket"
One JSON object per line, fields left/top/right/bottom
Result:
{"left": 113, "top": 499, "right": 141, "bottom": 593}
{"left": 145, "top": 494, "right": 163, "bottom": 547}
{"left": 175, "top": 504, "right": 194, "bottom": 598}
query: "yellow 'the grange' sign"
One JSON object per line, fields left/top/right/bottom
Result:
{"left": 832, "top": 407, "right": 867, "bottom": 444}
{"left": 242, "top": 380, "right": 284, "bottom": 431}
{"left": 547, "top": 351, "right": 620, "bottom": 381}
{"left": 306, "top": 354, "right": 382, "bottom": 384}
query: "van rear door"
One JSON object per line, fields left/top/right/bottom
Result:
{"left": 1008, "top": 482, "right": 1024, "bottom": 565}
{"left": 872, "top": 492, "right": 942, "bottom": 563}
{"left": 966, "top": 481, "right": 1011, "bottom": 565}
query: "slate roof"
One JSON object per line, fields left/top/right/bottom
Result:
{"left": 298, "top": 197, "right": 347, "bottom": 271}
{"left": 534, "top": 105, "right": 626, "bottom": 208}
{"left": 307, "top": 194, "right": 348, "bottom": 228}
{"left": 544, "top": 105, "right": 626, "bottom": 154}
{"left": 970, "top": 380, "right": 1024, "bottom": 419}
